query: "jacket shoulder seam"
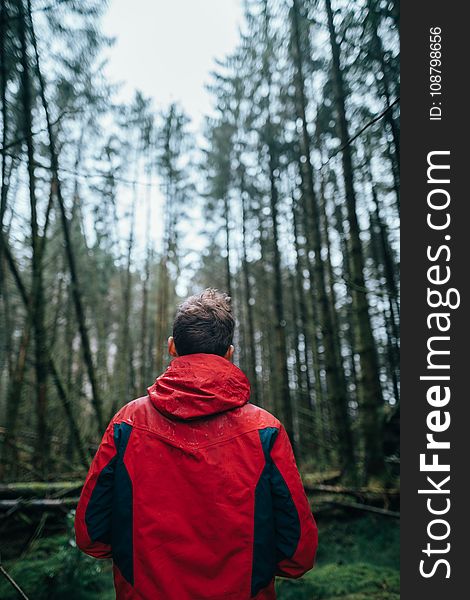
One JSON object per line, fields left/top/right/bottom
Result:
{"left": 115, "top": 421, "right": 278, "bottom": 450}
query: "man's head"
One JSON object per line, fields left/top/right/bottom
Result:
{"left": 168, "top": 288, "right": 235, "bottom": 360}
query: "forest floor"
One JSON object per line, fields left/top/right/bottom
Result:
{"left": 0, "top": 510, "right": 399, "bottom": 600}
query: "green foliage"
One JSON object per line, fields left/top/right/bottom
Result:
{"left": 277, "top": 564, "right": 399, "bottom": 600}
{"left": 276, "top": 515, "right": 400, "bottom": 600}
{"left": 0, "top": 514, "right": 398, "bottom": 600}
{"left": 315, "top": 515, "right": 400, "bottom": 569}
{"left": 0, "top": 515, "right": 114, "bottom": 600}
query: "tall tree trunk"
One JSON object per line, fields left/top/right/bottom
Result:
{"left": 258, "top": 209, "right": 278, "bottom": 414}
{"left": 289, "top": 271, "right": 303, "bottom": 448}
{"left": 155, "top": 256, "right": 169, "bottom": 375}
{"left": 291, "top": 197, "right": 313, "bottom": 408}
{"left": 18, "top": 0, "right": 49, "bottom": 476}
{"left": 318, "top": 172, "right": 348, "bottom": 402}
{"left": 367, "top": 0, "right": 400, "bottom": 165}
{"left": 49, "top": 360, "right": 90, "bottom": 469}
{"left": 291, "top": 195, "right": 326, "bottom": 463}
{"left": 259, "top": 0, "right": 294, "bottom": 444}
{"left": 325, "top": 0, "right": 385, "bottom": 479}
{"left": 117, "top": 181, "right": 137, "bottom": 412}
{"left": 0, "top": 316, "right": 31, "bottom": 480}
{"left": 0, "top": 0, "right": 9, "bottom": 272}
{"left": 223, "top": 194, "right": 232, "bottom": 298}
{"left": 140, "top": 157, "right": 153, "bottom": 391}
{"left": 2, "top": 241, "right": 89, "bottom": 472}
{"left": 235, "top": 269, "right": 249, "bottom": 371}
{"left": 123, "top": 201, "right": 135, "bottom": 399}
{"left": 267, "top": 145, "right": 294, "bottom": 445}
{"left": 155, "top": 190, "right": 171, "bottom": 375}
{"left": 366, "top": 165, "right": 400, "bottom": 405}
{"left": 368, "top": 169, "right": 400, "bottom": 325}
{"left": 369, "top": 210, "right": 400, "bottom": 406}
{"left": 240, "top": 177, "right": 259, "bottom": 406}
{"left": 28, "top": 0, "right": 105, "bottom": 435}
{"left": 290, "top": 0, "right": 354, "bottom": 474}
{"left": 333, "top": 201, "right": 360, "bottom": 404}
{"left": 300, "top": 196, "right": 333, "bottom": 464}
{"left": 367, "top": 0, "right": 400, "bottom": 212}
{"left": 0, "top": 5, "right": 12, "bottom": 397}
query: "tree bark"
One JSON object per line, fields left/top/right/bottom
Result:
{"left": 260, "top": 0, "right": 294, "bottom": 445}
{"left": 18, "top": 0, "right": 49, "bottom": 475}
{"left": 290, "top": 0, "right": 354, "bottom": 474}
{"left": 27, "top": 0, "right": 105, "bottom": 435}
{"left": 240, "top": 172, "right": 259, "bottom": 406}
{"left": 367, "top": 0, "right": 400, "bottom": 211}
{"left": 325, "top": 0, "right": 385, "bottom": 479}
{"left": 1, "top": 241, "right": 89, "bottom": 472}
{"left": 223, "top": 194, "right": 232, "bottom": 298}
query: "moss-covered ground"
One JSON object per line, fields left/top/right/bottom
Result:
{"left": 0, "top": 512, "right": 399, "bottom": 599}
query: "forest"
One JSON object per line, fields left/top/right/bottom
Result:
{"left": 0, "top": 0, "right": 400, "bottom": 598}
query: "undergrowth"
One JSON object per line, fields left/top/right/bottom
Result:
{"left": 0, "top": 513, "right": 399, "bottom": 599}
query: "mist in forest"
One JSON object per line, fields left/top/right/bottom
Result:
{"left": 0, "top": 1, "right": 400, "bottom": 597}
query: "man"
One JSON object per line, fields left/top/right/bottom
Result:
{"left": 75, "top": 288, "right": 318, "bottom": 599}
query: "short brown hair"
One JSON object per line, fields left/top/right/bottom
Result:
{"left": 172, "top": 289, "right": 235, "bottom": 356}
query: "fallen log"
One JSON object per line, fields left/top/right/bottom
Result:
{"left": 328, "top": 499, "right": 400, "bottom": 518}
{"left": 0, "top": 482, "right": 83, "bottom": 499}
{"left": 0, "top": 498, "right": 79, "bottom": 510}
{"left": 304, "top": 483, "right": 400, "bottom": 499}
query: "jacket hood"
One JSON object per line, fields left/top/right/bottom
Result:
{"left": 147, "top": 353, "right": 251, "bottom": 420}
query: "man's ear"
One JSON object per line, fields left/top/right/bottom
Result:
{"left": 224, "top": 344, "right": 235, "bottom": 361}
{"left": 168, "top": 336, "right": 178, "bottom": 357}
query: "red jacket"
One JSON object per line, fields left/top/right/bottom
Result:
{"left": 75, "top": 354, "right": 318, "bottom": 599}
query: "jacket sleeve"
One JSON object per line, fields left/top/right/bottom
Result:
{"left": 271, "top": 425, "right": 318, "bottom": 578}
{"left": 74, "top": 421, "right": 116, "bottom": 559}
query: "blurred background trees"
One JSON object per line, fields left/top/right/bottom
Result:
{"left": 0, "top": 0, "right": 399, "bottom": 486}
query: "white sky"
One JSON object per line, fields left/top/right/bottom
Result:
{"left": 100, "top": 1, "right": 244, "bottom": 293}
{"left": 102, "top": 0, "right": 243, "bottom": 131}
